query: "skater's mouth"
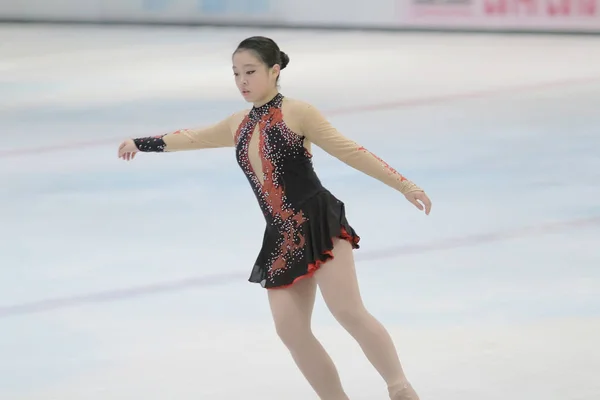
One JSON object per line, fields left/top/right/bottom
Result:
{"left": 242, "top": 90, "right": 251, "bottom": 96}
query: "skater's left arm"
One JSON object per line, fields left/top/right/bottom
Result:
{"left": 299, "top": 104, "right": 431, "bottom": 214}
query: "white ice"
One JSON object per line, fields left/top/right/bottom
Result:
{"left": 0, "top": 24, "right": 599, "bottom": 400}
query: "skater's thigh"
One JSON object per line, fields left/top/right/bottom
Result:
{"left": 268, "top": 275, "right": 317, "bottom": 334}
{"left": 314, "top": 239, "right": 366, "bottom": 319}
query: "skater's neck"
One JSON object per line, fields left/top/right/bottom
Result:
{"left": 253, "top": 89, "right": 280, "bottom": 108}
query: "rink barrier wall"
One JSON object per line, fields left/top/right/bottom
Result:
{"left": 1, "top": 0, "right": 600, "bottom": 34}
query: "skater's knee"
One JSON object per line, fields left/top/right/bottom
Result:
{"left": 275, "top": 323, "right": 313, "bottom": 349}
{"left": 273, "top": 315, "right": 313, "bottom": 349}
{"left": 330, "top": 305, "right": 370, "bottom": 331}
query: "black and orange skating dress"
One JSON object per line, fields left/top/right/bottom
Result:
{"left": 133, "top": 93, "right": 423, "bottom": 289}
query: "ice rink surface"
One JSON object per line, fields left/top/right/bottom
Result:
{"left": 1, "top": 24, "right": 599, "bottom": 399}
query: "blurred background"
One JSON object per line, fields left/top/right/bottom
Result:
{"left": 1, "top": 1, "right": 599, "bottom": 400}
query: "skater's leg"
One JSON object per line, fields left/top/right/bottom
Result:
{"left": 268, "top": 276, "right": 349, "bottom": 400}
{"left": 314, "top": 238, "right": 419, "bottom": 400}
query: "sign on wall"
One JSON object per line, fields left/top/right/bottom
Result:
{"left": 399, "top": 0, "right": 600, "bottom": 30}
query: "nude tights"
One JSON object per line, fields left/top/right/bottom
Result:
{"left": 267, "top": 239, "right": 419, "bottom": 400}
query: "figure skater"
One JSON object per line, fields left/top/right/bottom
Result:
{"left": 118, "top": 36, "right": 431, "bottom": 400}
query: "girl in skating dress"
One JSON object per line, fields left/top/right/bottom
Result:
{"left": 118, "top": 36, "right": 431, "bottom": 400}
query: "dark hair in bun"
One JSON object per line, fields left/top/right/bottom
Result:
{"left": 234, "top": 36, "right": 289, "bottom": 80}
{"left": 280, "top": 51, "right": 290, "bottom": 70}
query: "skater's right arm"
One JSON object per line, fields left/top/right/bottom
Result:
{"left": 119, "top": 115, "right": 236, "bottom": 159}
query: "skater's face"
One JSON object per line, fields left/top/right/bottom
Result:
{"left": 232, "top": 49, "right": 280, "bottom": 103}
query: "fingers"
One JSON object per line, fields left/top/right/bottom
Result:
{"left": 410, "top": 198, "right": 424, "bottom": 211}
{"left": 419, "top": 194, "right": 432, "bottom": 215}
{"left": 407, "top": 192, "right": 432, "bottom": 215}
{"left": 118, "top": 150, "right": 137, "bottom": 161}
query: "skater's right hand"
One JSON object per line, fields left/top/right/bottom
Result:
{"left": 118, "top": 139, "right": 138, "bottom": 161}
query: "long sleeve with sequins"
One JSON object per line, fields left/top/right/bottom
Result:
{"left": 300, "top": 104, "right": 423, "bottom": 195}
{"left": 133, "top": 116, "right": 235, "bottom": 152}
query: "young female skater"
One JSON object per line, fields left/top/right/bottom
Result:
{"left": 118, "top": 36, "right": 431, "bottom": 400}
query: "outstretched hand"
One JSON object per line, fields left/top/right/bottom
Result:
{"left": 118, "top": 139, "right": 138, "bottom": 161}
{"left": 405, "top": 191, "right": 432, "bottom": 215}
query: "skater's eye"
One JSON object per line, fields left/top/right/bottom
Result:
{"left": 246, "top": 70, "right": 255, "bottom": 75}
{"left": 233, "top": 72, "right": 239, "bottom": 76}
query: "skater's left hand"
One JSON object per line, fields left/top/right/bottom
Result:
{"left": 405, "top": 191, "right": 432, "bottom": 215}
